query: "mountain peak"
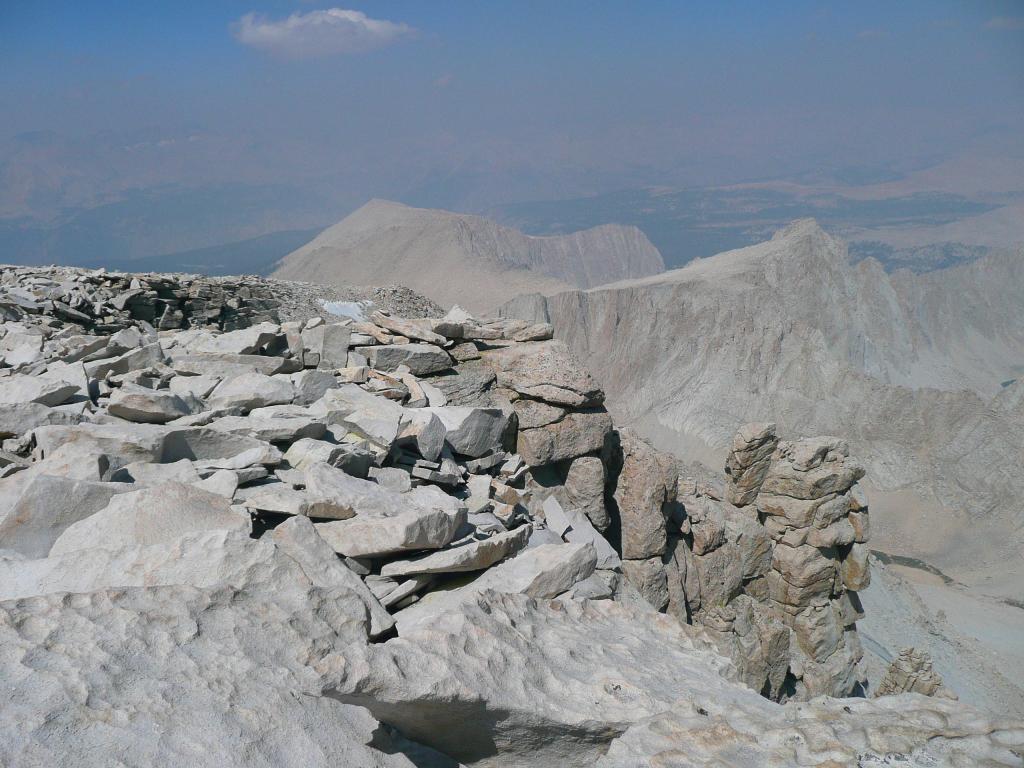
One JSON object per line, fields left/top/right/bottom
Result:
{"left": 274, "top": 202, "right": 664, "bottom": 311}
{"left": 771, "top": 218, "right": 829, "bottom": 242}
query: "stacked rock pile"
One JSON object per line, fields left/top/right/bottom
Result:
{"left": 0, "top": 265, "right": 284, "bottom": 336}
{"left": 0, "top": 286, "right": 628, "bottom": 638}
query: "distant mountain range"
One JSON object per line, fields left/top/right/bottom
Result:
{"left": 271, "top": 199, "right": 665, "bottom": 311}
{"left": 491, "top": 187, "right": 1007, "bottom": 270}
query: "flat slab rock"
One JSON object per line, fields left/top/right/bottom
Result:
{"left": 393, "top": 541, "right": 598, "bottom": 633}
{"left": 380, "top": 526, "right": 530, "bottom": 578}
{"left": 482, "top": 339, "right": 603, "bottom": 407}
{"left": 327, "top": 592, "right": 1024, "bottom": 768}
{"left": 0, "top": 374, "right": 79, "bottom": 407}
{"left": 49, "top": 482, "right": 251, "bottom": 556}
{"left": 0, "top": 575, "right": 422, "bottom": 767}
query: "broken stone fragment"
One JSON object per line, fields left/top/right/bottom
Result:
{"left": 207, "top": 414, "right": 326, "bottom": 444}
{"left": 299, "top": 462, "right": 406, "bottom": 520}
{"left": 0, "top": 374, "right": 79, "bottom": 407}
{"left": 610, "top": 429, "right": 678, "bottom": 560}
{"left": 621, "top": 557, "right": 670, "bottom": 611}
{"left": 380, "top": 525, "right": 531, "bottom": 578}
{"left": 759, "top": 437, "right": 866, "bottom": 500}
{"left": 49, "top": 481, "right": 251, "bottom": 556}
{"left": 876, "top": 647, "right": 955, "bottom": 699}
{"left": 357, "top": 343, "right": 452, "bottom": 376}
{"left": 392, "top": 542, "right": 598, "bottom": 633}
{"left": 0, "top": 475, "right": 132, "bottom": 558}
{"left": 187, "top": 323, "right": 281, "bottom": 356}
{"left": 370, "top": 311, "right": 446, "bottom": 345}
{"left": 289, "top": 369, "right": 339, "bottom": 405}
{"left": 517, "top": 408, "right": 612, "bottom": 466}
{"left": 422, "top": 405, "right": 511, "bottom": 458}
{"left": 84, "top": 342, "right": 165, "bottom": 380}
{"left": 169, "top": 373, "right": 221, "bottom": 399}
{"left": 207, "top": 372, "right": 294, "bottom": 411}
{"left": 107, "top": 388, "right": 193, "bottom": 424}
{"left": 541, "top": 496, "right": 620, "bottom": 569}
{"left": 482, "top": 339, "right": 604, "bottom": 407}
{"left": 314, "top": 502, "right": 467, "bottom": 559}
{"left": 396, "top": 410, "right": 446, "bottom": 462}
{"left": 840, "top": 542, "right": 871, "bottom": 590}
{"left": 510, "top": 322, "right": 554, "bottom": 342}
{"left": 724, "top": 422, "right": 777, "bottom": 507}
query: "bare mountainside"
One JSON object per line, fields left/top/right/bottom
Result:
{"left": 272, "top": 199, "right": 664, "bottom": 312}
{"left": 500, "top": 220, "right": 1024, "bottom": 600}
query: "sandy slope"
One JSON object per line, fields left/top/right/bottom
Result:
{"left": 859, "top": 558, "right": 1024, "bottom": 717}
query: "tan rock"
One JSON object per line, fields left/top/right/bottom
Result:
{"left": 610, "top": 430, "right": 678, "bottom": 560}
{"left": 724, "top": 422, "right": 777, "bottom": 507}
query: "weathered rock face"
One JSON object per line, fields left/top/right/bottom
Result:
{"left": 605, "top": 423, "right": 873, "bottom": 702}
{"left": 329, "top": 591, "right": 1024, "bottom": 768}
{"left": 876, "top": 647, "right": 956, "bottom": 699}
{"left": 0, "top": 268, "right": 1019, "bottom": 766}
{"left": 724, "top": 422, "right": 778, "bottom": 507}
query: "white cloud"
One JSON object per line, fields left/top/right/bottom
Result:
{"left": 986, "top": 16, "right": 1024, "bottom": 31}
{"left": 233, "top": 8, "right": 415, "bottom": 58}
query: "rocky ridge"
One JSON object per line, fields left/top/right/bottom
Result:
{"left": 272, "top": 199, "right": 665, "bottom": 312}
{"left": 0, "top": 266, "right": 1021, "bottom": 766}
{"left": 498, "top": 220, "right": 1024, "bottom": 602}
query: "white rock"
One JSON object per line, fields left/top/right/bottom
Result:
{"left": 314, "top": 497, "right": 467, "bottom": 559}
{"left": 169, "top": 373, "right": 221, "bottom": 399}
{"left": 187, "top": 323, "right": 281, "bottom": 355}
{"left": 0, "top": 531, "right": 427, "bottom": 765}
{"left": 110, "top": 458, "right": 201, "bottom": 485}
{"left": 302, "top": 462, "right": 411, "bottom": 521}
{"left": 0, "top": 474, "right": 132, "bottom": 558}
{"left": 107, "top": 387, "right": 193, "bottom": 423}
{"left": 194, "top": 468, "right": 238, "bottom": 498}
{"left": 208, "top": 372, "right": 295, "bottom": 411}
{"left": 394, "top": 542, "right": 597, "bottom": 633}
{"left": 207, "top": 414, "right": 325, "bottom": 444}
{"left": 0, "top": 374, "right": 79, "bottom": 407}
{"left": 50, "top": 482, "right": 251, "bottom": 555}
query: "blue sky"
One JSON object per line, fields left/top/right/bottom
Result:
{"left": 1, "top": 1, "right": 1023, "bottom": 218}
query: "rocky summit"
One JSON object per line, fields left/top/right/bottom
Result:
{"left": 0, "top": 265, "right": 1022, "bottom": 767}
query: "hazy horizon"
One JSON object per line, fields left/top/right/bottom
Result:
{"left": 2, "top": 1, "right": 1023, "bottom": 266}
